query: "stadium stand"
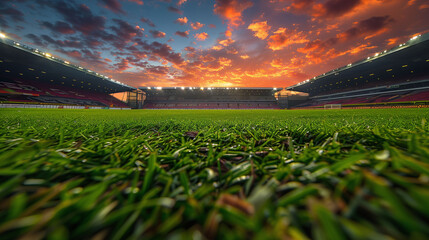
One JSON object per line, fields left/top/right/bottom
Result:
{"left": 0, "top": 35, "right": 135, "bottom": 108}
{"left": 140, "top": 87, "right": 281, "bottom": 109}
{"left": 287, "top": 33, "right": 429, "bottom": 109}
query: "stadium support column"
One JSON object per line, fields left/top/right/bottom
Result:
{"left": 127, "top": 90, "right": 145, "bottom": 109}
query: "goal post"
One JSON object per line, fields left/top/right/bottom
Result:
{"left": 324, "top": 104, "right": 342, "bottom": 109}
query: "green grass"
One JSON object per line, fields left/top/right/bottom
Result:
{"left": 1, "top": 108, "right": 429, "bottom": 239}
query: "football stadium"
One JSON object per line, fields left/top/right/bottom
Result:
{"left": 1, "top": 0, "right": 429, "bottom": 239}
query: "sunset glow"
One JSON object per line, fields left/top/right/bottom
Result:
{"left": 1, "top": 0, "right": 428, "bottom": 88}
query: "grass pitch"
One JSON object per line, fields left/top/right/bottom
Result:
{"left": 1, "top": 108, "right": 429, "bottom": 239}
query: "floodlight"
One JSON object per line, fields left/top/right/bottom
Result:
{"left": 0, "top": 33, "right": 6, "bottom": 38}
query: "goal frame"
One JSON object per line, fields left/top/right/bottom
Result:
{"left": 324, "top": 104, "right": 342, "bottom": 109}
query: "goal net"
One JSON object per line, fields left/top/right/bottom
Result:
{"left": 324, "top": 104, "right": 342, "bottom": 109}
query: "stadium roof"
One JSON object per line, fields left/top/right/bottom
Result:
{"left": 0, "top": 34, "right": 135, "bottom": 93}
{"left": 287, "top": 32, "right": 429, "bottom": 96}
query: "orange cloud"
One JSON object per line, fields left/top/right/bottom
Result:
{"left": 175, "top": 17, "right": 188, "bottom": 25}
{"left": 240, "top": 55, "right": 249, "bottom": 59}
{"left": 219, "top": 38, "right": 235, "bottom": 46}
{"left": 128, "top": 0, "right": 143, "bottom": 5}
{"left": 191, "top": 22, "right": 205, "bottom": 30}
{"left": 386, "top": 37, "right": 399, "bottom": 45}
{"left": 267, "top": 28, "right": 308, "bottom": 51}
{"left": 248, "top": 21, "right": 271, "bottom": 40}
{"left": 225, "top": 30, "right": 232, "bottom": 37}
{"left": 177, "top": 0, "right": 187, "bottom": 6}
{"left": 214, "top": 0, "right": 253, "bottom": 27}
{"left": 195, "top": 32, "right": 209, "bottom": 41}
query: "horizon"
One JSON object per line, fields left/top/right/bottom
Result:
{"left": 1, "top": 0, "right": 428, "bottom": 88}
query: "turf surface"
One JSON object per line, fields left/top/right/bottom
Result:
{"left": 1, "top": 108, "right": 429, "bottom": 239}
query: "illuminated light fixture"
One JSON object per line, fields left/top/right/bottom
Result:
{"left": 0, "top": 33, "right": 5, "bottom": 38}
{"left": 181, "top": 86, "right": 185, "bottom": 90}
{"left": 235, "top": 87, "right": 238, "bottom": 90}
{"left": 15, "top": 42, "right": 20, "bottom": 46}
{"left": 367, "top": 57, "right": 371, "bottom": 60}
{"left": 374, "top": 53, "right": 379, "bottom": 57}
{"left": 273, "top": 87, "right": 277, "bottom": 90}
{"left": 45, "top": 53, "right": 51, "bottom": 58}
{"left": 347, "top": 63, "right": 352, "bottom": 67}
{"left": 410, "top": 36, "right": 418, "bottom": 40}
{"left": 189, "top": 87, "right": 192, "bottom": 90}
{"left": 64, "top": 61, "right": 69, "bottom": 64}
{"left": 156, "top": 87, "right": 162, "bottom": 90}
{"left": 200, "top": 87, "right": 204, "bottom": 90}
{"left": 78, "top": 67, "right": 83, "bottom": 69}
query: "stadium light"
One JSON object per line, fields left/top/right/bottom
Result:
{"left": 181, "top": 87, "right": 185, "bottom": 90}
{"left": 147, "top": 87, "right": 151, "bottom": 90}
{"left": 273, "top": 88, "right": 277, "bottom": 90}
{"left": 45, "top": 53, "right": 51, "bottom": 58}
{"left": 0, "top": 33, "right": 6, "bottom": 38}
{"left": 200, "top": 87, "right": 204, "bottom": 90}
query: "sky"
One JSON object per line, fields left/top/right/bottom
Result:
{"left": 0, "top": 0, "right": 428, "bottom": 88}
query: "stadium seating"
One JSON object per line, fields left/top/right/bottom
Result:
{"left": 143, "top": 101, "right": 280, "bottom": 109}
{"left": 0, "top": 78, "right": 129, "bottom": 108}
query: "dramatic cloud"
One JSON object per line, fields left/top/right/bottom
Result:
{"left": 248, "top": 21, "right": 271, "bottom": 40}
{"left": 336, "top": 15, "right": 394, "bottom": 41}
{"left": 111, "top": 19, "right": 143, "bottom": 41}
{"left": 214, "top": 0, "right": 253, "bottom": 27}
{"left": 25, "top": 33, "right": 47, "bottom": 47}
{"left": 218, "top": 38, "right": 234, "bottom": 46}
{"left": 6, "top": 0, "right": 426, "bottom": 87}
{"left": 141, "top": 17, "right": 155, "bottom": 27}
{"left": 99, "top": 0, "right": 125, "bottom": 14}
{"left": 132, "top": 41, "right": 184, "bottom": 66}
{"left": 128, "top": 0, "right": 143, "bottom": 5}
{"left": 40, "top": 1, "right": 106, "bottom": 35}
{"left": 41, "top": 35, "right": 83, "bottom": 48}
{"left": 285, "top": 0, "right": 363, "bottom": 18}
{"left": 194, "top": 32, "right": 209, "bottom": 41}
{"left": 177, "top": 0, "right": 187, "bottom": 5}
{"left": 175, "top": 17, "right": 188, "bottom": 25}
{"left": 267, "top": 28, "right": 308, "bottom": 50}
{"left": 191, "top": 22, "right": 204, "bottom": 30}
{"left": 150, "top": 30, "right": 166, "bottom": 38}
{"left": 114, "top": 58, "right": 131, "bottom": 71}
{"left": 168, "top": 6, "right": 183, "bottom": 14}
{"left": 175, "top": 30, "right": 189, "bottom": 38}
{"left": 41, "top": 21, "right": 75, "bottom": 34}
{"left": 0, "top": 7, "right": 24, "bottom": 22}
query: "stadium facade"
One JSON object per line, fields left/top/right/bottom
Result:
{"left": 139, "top": 87, "right": 281, "bottom": 109}
{"left": 0, "top": 35, "right": 136, "bottom": 109}
{"left": 286, "top": 33, "right": 429, "bottom": 109}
